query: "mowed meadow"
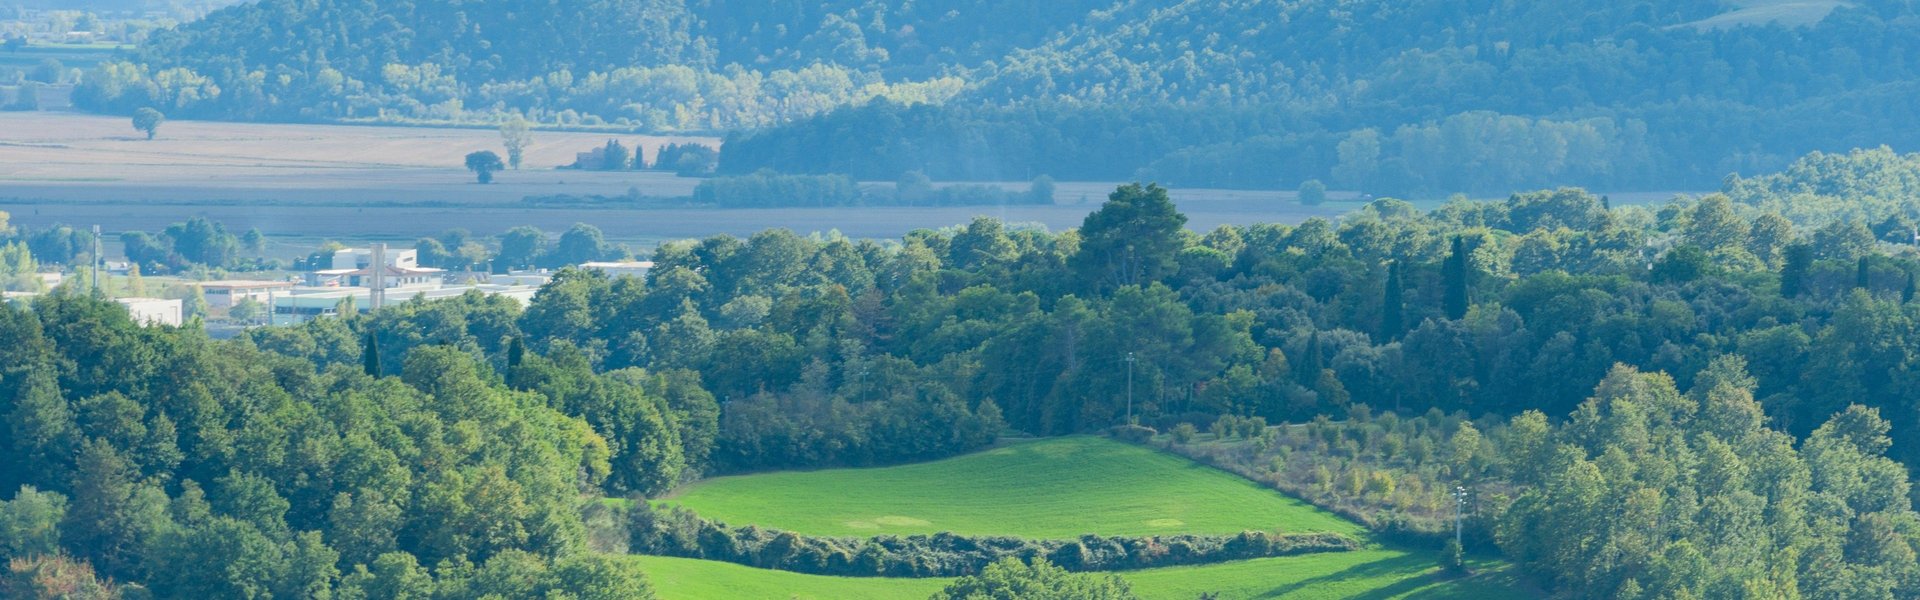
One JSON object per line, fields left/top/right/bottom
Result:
{"left": 659, "top": 436, "right": 1363, "bottom": 538}
{"left": 636, "top": 436, "right": 1530, "bottom": 599}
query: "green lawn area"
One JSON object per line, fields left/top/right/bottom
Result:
{"left": 630, "top": 550, "right": 1532, "bottom": 600}
{"left": 659, "top": 436, "right": 1364, "bottom": 538}
{"left": 630, "top": 555, "right": 946, "bottom": 599}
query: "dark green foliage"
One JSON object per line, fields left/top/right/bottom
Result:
{"left": 627, "top": 503, "right": 1356, "bottom": 578}
{"left": 361, "top": 332, "right": 380, "bottom": 377}
{"left": 1858, "top": 256, "right": 1872, "bottom": 290}
{"left": 655, "top": 142, "right": 718, "bottom": 176}
{"left": 1442, "top": 236, "right": 1469, "bottom": 320}
{"left": 115, "top": 217, "right": 252, "bottom": 273}
{"left": 466, "top": 150, "right": 504, "bottom": 184}
{"left": 1299, "top": 180, "right": 1327, "bottom": 206}
{"left": 131, "top": 107, "right": 162, "bottom": 140}
{"left": 1380, "top": 261, "right": 1404, "bottom": 342}
{"left": 0, "top": 293, "right": 645, "bottom": 596}
{"left": 1782, "top": 244, "right": 1814, "bottom": 298}
{"left": 1440, "top": 539, "right": 1464, "bottom": 574}
{"left": 934, "top": 557, "right": 1139, "bottom": 600}
{"left": 1071, "top": 183, "right": 1187, "bottom": 291}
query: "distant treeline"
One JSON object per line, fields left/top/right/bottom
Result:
{"left": 692, "top": 170, "right": 1055, "bottom": 208}
{"left": 87, "top": 0, "right": 1920, "bottom": 196}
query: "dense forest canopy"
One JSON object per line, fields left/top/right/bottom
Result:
{"left": 11, "top": 151, "right": 1920, "bottom": 596}
{"left": 67, "top": 0, "right": 1920, "bottom": 195}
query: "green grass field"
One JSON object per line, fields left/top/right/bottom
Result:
{"left": 631, "top": 550, "right": 1531, "bottom": 600}
{"left": 659, "top": 436, "right": 1364, "bottom": 538}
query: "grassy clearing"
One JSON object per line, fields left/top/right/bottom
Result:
{"left": 659, "top": 435, "right": 1364, "bottom": 539}
{"left": 630, "top": 550, "right": 1529, "bottom": 600}
{"left": 630, "top": 555, "right": 946, "bottom": 600}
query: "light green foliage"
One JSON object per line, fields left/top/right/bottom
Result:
{"left": 0, "top": 486, "right": 66, "bottom": 561}
{"left": 664, "top": 436, "right": 1361, "bottom": 538}
{"left": 499, "top": 117, "right": 532, "bottom": 169}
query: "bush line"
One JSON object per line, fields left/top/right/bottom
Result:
{"left": 624, "top": 503, "right": 1360, "bottom": 578}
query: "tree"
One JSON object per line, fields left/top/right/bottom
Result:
{"left": 123, "top": 263, "right": 146, "bottom": 297}
{"left": 1781, "top": 244, "right": 1813, "bottom": 298}
{"left": 466, "top": 150, "right": 505, "bottom": 184}
{"left": 1381, "top": 260, "right": 1405, "bottom": 341}
{"left": 6, "top": 82, "right": 40, "bottom": 112}
{"left": 1299, "top": 179, "right": 1328, "bottom": 206}
{"left": 185, "top": 285, "right": 209, "bottom": 320}
{"left": 547, "top": 223, "right": 614, "bottom": 267}
{"left": 1443, "top": 236, "right": 1470, "bottom": 320}
{"left": 500, "top": 118, "right": 533, "bottom": 169}
{"left": 1857, "top": 256, "right": 1872, "bottom": 290}
{"left": 230, "top": 298, "right": 266, "bottom": 322}
{"left": 498, "top": 226, "right": 546, "bottom": 270}
{"left": 363, "top": 332, "right": 381, "bottom": 377}
{"left": 932, "top": 557, "right": 1138, "bottom": 600}
{"left": 1070, "top": 183, "right": 1188, "bottom": 291}
{"left": 132, "top": 107, "right": 164, "bottom": 140}
{"left": 601, "top": 140, "right": 632, "bottom": 171}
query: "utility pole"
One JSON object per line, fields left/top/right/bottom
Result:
{"left": 1454, "top": 485, "right": 1468, "bottom": 549}
{"left": 91, "top": 225, "right": 101, "bottom": 297}
{"left": 1125, "top": 351, "right": 1137, "bottom": 426}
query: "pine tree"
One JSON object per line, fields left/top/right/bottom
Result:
{"left": 1904, "top": 270, "right": 1916, "bottom": 303}
{"left": 1781, "top": 244, "right": 1813, "bottom": 298}
{"left": 1443, "top": 236, "right": 1470, "bottom": 320}
{"left": 1381, "top": 260, "right": 1405, "bottom": 341}
{"left": 363, "top": 332, "right": 381, "bottom": 378}
{"left": 1857, "top": 256, "right": 1872, "bottom": 290}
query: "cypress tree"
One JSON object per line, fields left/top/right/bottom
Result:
{"left": 1781, "top": 244, "right": 1812, "bottom": 298}
{"left": 507, "top": 335, "right": 526, "bottom": 369}
{"left": 1905, "top": 270, "right": 1916, "bottom": 303}
{"left": 1857, "top": 256, "right": 1872, "bottom": 290}
{"left": 1295, "top": 331, "right": 1324, "bottom": 385}
{"left": 362, "top": 332, "right": 381, "bottom": 378}
{"left": 1443, "top": 236, "right": 1470, "bottom": 320}
{"left": 1381, "top": 260, "right": 1405, "bottom": 341}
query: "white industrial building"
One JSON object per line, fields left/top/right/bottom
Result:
{"left": 117, "top": 297, "right": 183, "bottom": 327}
{"left": 199, "top": 280, "right": 295, "bottom": 309}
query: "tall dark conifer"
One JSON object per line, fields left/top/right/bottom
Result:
{"left": 1781, "top": 244, "right": 1813, "bottom": 298}
{"left": 1295, "top": 331, "right": 1324, "bottom": 385}
{"left": 1905, "top": 270, "right": 1916, "bottom": 303}
{"left": 1381, "top": 260, "right": 1405, "bottom": 341}
{"left": 362, "top": 332, "right": 381, "bottom": 378}
{"left": 1857, "top": 256, "right": 1872, "bottom": 290}
{"left": 1443, "top": 237, "right": 1470, "bottom": 320}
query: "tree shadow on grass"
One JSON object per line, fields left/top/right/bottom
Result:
{"left": 1236, "top": 551, "right": 1511, "bottom": 600}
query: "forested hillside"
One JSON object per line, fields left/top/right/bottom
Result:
{"left": 72, "top": 0, "right": 1920, "bottom": 195}
{"left": 10, "top": 150, "right": 1920, "bottom": 596}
